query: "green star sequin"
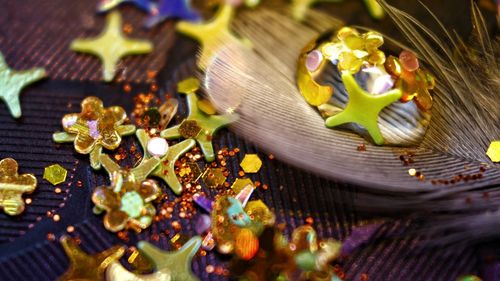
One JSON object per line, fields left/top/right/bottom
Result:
{"left": 160, "top": 78, "right": 238, "bottom": 162}
{"left": 325, "top": 73, "right": 401, "bottom": 145}
{"left": 136, "top": 129, "right": 195, "bottom": 195}
{"left": 0, "top": 52, "right": 45, "bottom": 118}
{"left": 138, "top": 236, "right": 202, "bottom": 281}
{"left": 70, "top": 11, "right": 153, "bottom": 82}
{"left": 176, "top": 4, "right": 250, "bottom": 70}
{"left": 58, "top": 235, "right": 125, "bottom": 281}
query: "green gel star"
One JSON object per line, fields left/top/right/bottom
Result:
{"left": 0, "top": 52, "right": 45, "bottom": 118}
{"left": 136, "top": 129, "right": 195, "bottom": 195}
{"left": 138, "top": 236, "right": 202, "bottom": 281}
{"left": 70, "top": 11, "right": 153, "bottom": 82}
{"left": 325, "top": 73, "right": 402, "bottom": 145}
{"left": 160, "top": 78, "right": 239, "bottom": 162}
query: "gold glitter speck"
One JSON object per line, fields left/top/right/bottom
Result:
{"left": 240, "top": 154, "right": 262, "bottom": 173}
{"left": 43, "top": 164, "right": 68, "bottom": 186}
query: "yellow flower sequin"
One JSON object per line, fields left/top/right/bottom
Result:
{"left": 334, "top": 27, "right": 385, "bottom": 74}
{"left": 52, "top": 96, "right": 136, "bottom": 170}
{"left": 92, "top": 170, "right": 161, "bottom": 233}
{"left": 0, "top": 158, "right": 37, "bottom": 216}
{"left": 385, "top": 55, "right": 435, "bottom": 111}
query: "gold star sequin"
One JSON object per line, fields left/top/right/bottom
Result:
{"left": 176, "top": 4, "right": 250, "bottom": 69}
{"left": 70, "top": 11, "right": 153, "bottom": 82}
{"left": 0, "top": 158, "right": 37, "bottom": 216}
{"left": 240, "top": 154, "right": 262, "bottom": 173}
{"left": 0, "top": 52, "right": 46, "bottom": 118}
{"left": 58, "top": 235, "right": 125, "bottom": 281}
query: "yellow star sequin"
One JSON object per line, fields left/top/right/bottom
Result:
{"left": 138, "top": 236, "right": 202, "bottom": 281}
{"left": 58, "top": 235, "right": 125, "bottom": 281}
{"left": 486, "top": 141, "right": 500, "bottom": 162}
{"left": 161, "top": 78, "right": 239, "bottom": 162}
{"left": 291, "top": 0, "right": 384, "bottom": 21}
{"left": 176, "top": 4, "right": 250, "bottom": 70}
{"left": 0, "top": 158, "right": 37, "bottom": 216}
{"left": 70, "top": 11, "right": 153, "bottom": 82}
{"left": 325, "top": 73, "right": 401, "bottom": 145}
{"left": 136, "top": 129, "right": 195, "bottom": 195}
{"left": 0, "top": 52, "right": 46, "bottom": 118}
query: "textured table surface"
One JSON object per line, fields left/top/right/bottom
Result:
{"left": 0, "top": 0, "right": 498, "bottom": 280}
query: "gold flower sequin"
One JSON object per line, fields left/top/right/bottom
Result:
{"left": 0, "top": 158, "right": 37, "bottom": 216}
{"left": 53, "top": 97, "right": 136, "bottom": 170}
{"left": 385, "top": 53, "right": 435, "bottom": 111}
{"left": 334, "top": 27, "right": 386, "bottom": 74}
{"left": 92, "top": 169, "right": 161, "bottom": 233}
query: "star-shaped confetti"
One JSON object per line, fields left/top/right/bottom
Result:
{"left": 0, "top": 158, "right": 37, "bottom": 216}
{"left": 70, "top": 11, "right": 153, "bottom": 82}
{"left": 138, "top": 236, "right": 202, "bottom": 281}
{"left": 291, "top": 0, "right": 384, "bottom": 21}
{"left": 325, "top": 73, "right": 401, "bottom": 145}
{"left": 96, "top": 0, "right": 155, "bottom": 13}
{"left": 176, "top": 4, "right": 249, "bottom": 69}
{"left": 99, "top": 152, "right": 160, "bottom": 183}
{"left": 137, "top": 129, "right": 195, "bottom": 195}
{"left": 0, "top": 52, "right": 45, "bottom": 118}
{"left": 106, "top": 261, "right": 171, "bottom": 281}
{"left": 144, "top": 0, "right": 200, "bottom": 28}
{"left": 160, "top": 78, "right": 238, "bottom": 162}
{"left": 486, "top": 141, "right": 500, "bottom": 162}
{"left": 52, "top": 96, "right": 136, "bottom": 170}
{"left": 58, "top": 235, "right": 125, "bottom": 281}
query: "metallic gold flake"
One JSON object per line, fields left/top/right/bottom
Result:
{"left": 161, "top": 78, "right": 238, "bottom": 162}
{"left": 138, "top": 236, "right": 202, "bottom": 281}
{"left": 325, "top": 74, "right": 402, "bottom": 145}
{"left": 0, "top": 52, "right": 46, "bottom": 118}
{"left": 240, "top": 154, "right": 262, "bottom": 173}
{"left": 244, "top": 200, "right": 275, "bottom": 226}
{"left": 70, "top": 11, "right": 153, "bottom": 82}
{"left": 486, "top": 141, "right": 500, "bottom": 162}
{"left": 0, "top": 158, "right": 37, "bottom": 216}
{"left": 58, "top": 235, "right": 125, "bottom": 281}
{"left": 179, "top": 120, "right": 202, "bottom": 138}
{"left": 202, "top": 168, "right": 226, "bottom": 189}
{"left": 43, "top": 164, "right": 68, "bottom": 186}
{"left": 231, "top": 178, "right": 254, "bottom": 194}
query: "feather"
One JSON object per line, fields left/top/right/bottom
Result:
{"left": 202, "top": 1, "right": 500, "bottom": 243}
{"left": 204, "top": 1, "right": 499, "bottom": 192}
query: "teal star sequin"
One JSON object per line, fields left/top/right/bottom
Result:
{"left": 138, "top": 236, "right": 202, "bottom": 281}
{"left": 0, "top": 52, "right": 45, "bottom": 118}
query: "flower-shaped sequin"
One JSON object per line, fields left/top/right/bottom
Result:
{"left": 0, "top": 158, "right": 37, "bottom": 216}
{"left": 385, "top": 51, "right": 435, "bottom": 111}
{"left": 92, "top": 170, "right": 161, "bottom": 232}
{"left": 325, "top": 27, "right": 386, "bottom": 74}
{"left": 53, "top": 97, "right": 136, "bottom": 169}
